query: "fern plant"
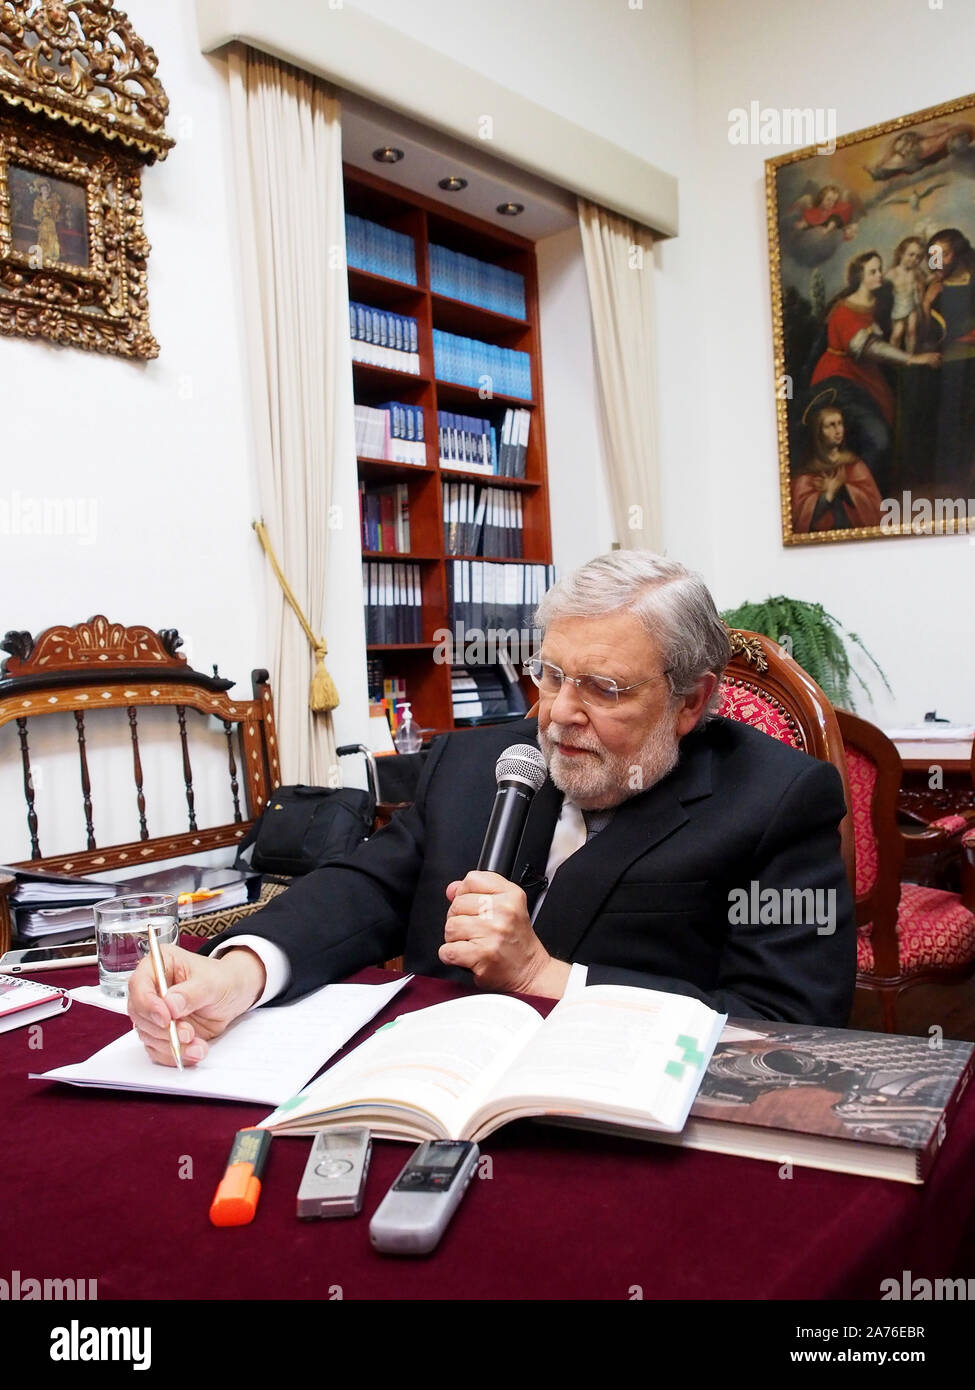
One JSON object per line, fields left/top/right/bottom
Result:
{"left": 719, "top": 596, "right": 890, "bottom": 711}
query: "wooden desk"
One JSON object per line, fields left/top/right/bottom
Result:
{"left": 894, "top": 738, "right": 973, "bottom": 774}
{"left": 894, "top": 737, "right": 974, "bottom": 823}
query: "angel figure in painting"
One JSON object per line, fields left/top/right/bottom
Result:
{"left": 784, "top": 184, "right": 865, "bottom": 269}
{"left": 793, "top": 184, "right": 859, "bottom": 240}
{"left": 791, "top": 396, "right": 883, "bottom": 534}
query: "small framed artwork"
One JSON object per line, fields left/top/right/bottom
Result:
{"left": 0, "top": 119, "right": 157, "bottom": 357}
{"left": 0, "top": 1, "right": 174, "bottom": 360}
{"left": 6, "top": 164, "right": 91, "bottom": 271}
{"left": 767, "top": 91, "right": 975, "bottom": 543}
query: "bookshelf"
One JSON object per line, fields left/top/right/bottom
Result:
{"left": 346, "top": 164, "right": 553, "bottom": 738}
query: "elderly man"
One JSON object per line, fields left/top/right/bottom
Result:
{"left": 130, "top": 551, "right": 855, "bottom": 1066}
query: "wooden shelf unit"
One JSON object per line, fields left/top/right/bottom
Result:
{"left": 347, "top": 163, "right": 552, "bottom": 737}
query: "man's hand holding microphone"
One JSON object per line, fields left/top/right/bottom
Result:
{"left": 130, "top": 742, "right": 563, "bottom": 1066}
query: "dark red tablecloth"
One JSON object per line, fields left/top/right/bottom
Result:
{"left": 4, "top": 954, "right": 975, "bottom": 1301}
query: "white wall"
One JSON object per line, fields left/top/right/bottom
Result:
{"left": 689, "top": 0, "right": 975, "bottom": 724}
{"left": 0, "top": 0, "right": 262, "bottom": 679}
{"left": 348, "top": 0, "right": 694, "bottom": 172}
{"left": 0, "top": 0, "right": 263, "bottom": 858}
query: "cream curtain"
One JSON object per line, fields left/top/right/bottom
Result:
{"left": 228, "top": 46, "right": 356, "bottom": 784}
{"left": 577, "top": 198, "right": 661, "bottom": 551}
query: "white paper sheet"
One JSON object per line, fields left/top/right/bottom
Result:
{"left": 67, "top": 985, "right": 130, "bottom": 1015}
{"left": 33, "top": 975, "right": 412, "bottom": 1105}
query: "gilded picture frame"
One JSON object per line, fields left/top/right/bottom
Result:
{"left": 0, "top": 1, "right": 173, "bottom": 361}
{"left": 768, "top": 91, "right": 975, "bottom": 544}
{"left": 0, "top": 119, "right": 159, "bottom": 355}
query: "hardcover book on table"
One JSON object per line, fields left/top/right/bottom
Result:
{"left": 664, "top": 1019, "right": 974, "bottom": 1184}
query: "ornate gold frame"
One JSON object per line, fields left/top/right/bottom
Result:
{"left": 766, "top": 89, "right": 975, "bottom": 545}
{"left": 0, "top": 2, "right": 173, "bottom": 359}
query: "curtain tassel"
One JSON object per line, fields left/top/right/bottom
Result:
{"left": 309, "top": 642, "right": 340, "bottom": 713}
{"left": 253, "top": 519, "right": 340, "bottom": 714}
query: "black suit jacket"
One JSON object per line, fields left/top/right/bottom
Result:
{"left": 207, "top": 717, "right": 855, "bottom": 1025}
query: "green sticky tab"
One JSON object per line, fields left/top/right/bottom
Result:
{"left": 376, "top": 1019, "right": 399, "bottom": 1031}
{"left": 676, "top": 1034, "right": 698, "bottom": 1051}
{"left": 682, "top": 1048, "right": 705, "bottom": 1067}
{"left": 272, "top": 1094, "right": 305, "bottom": 1115}
{"left": 665, "top": 1060, "right": 685, "bottom": 1080}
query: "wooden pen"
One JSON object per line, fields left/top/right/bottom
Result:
{"left": 146, "top": 923, "right": 183, "bottom": 1072}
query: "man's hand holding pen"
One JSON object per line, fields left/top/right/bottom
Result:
{"left": 128, "top": 945, "right": 267, "bottom": 1067}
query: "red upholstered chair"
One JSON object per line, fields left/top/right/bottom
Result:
{"left": 716, "top": 630, "right": 855, "bottom": 893}
{"left": 835, "top": 709, "right": 975, "bottom": 1034}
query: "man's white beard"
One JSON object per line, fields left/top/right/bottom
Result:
{"left": 537, "top": 714, "right": 681, "bottom": 810}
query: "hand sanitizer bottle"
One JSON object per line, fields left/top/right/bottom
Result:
{"left": 393, "top": 702, "right": 422, "bottom": 754}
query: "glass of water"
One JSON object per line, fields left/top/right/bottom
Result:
{"left": 94, "top": 894, "right": 178, "bottom": 998}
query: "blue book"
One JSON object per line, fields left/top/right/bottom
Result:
{"left": 345, "top": 215, "right": 359, "bottom": 271}
{"left": 430, "top": 244, "right": 447, "bottom": 297}
{"left": 468, "top": 337, "right": 478, "bottom": 389}
{"left": 396, "top": 226, "right": 417, "bottom": 285}
{"left": 489, "top": 343, "right": 502, "bottom": 396}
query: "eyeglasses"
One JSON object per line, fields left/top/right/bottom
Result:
{"left": 523, "top": 657, "right": 671, "bottom": 710}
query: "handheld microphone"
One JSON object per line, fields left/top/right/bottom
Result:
{"left": 476, "top": 744, "right": 548, "bottom": 879}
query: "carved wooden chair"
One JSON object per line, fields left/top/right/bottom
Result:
{"left": 716, "top": 630, "right": 855, "bottom": 892}
{"left": 0, "top": 616, "right": 283, "bottom": 954}
{"left": 836, "top": 708, "right": 975, "bottom": 1033}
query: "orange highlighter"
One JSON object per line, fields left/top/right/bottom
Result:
{"left": 209, "top": 1128, "right": 272, "bottom": 1227}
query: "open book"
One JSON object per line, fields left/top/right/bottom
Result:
{"left": 260, "top": 986, "right": 725, "bottom": 1143}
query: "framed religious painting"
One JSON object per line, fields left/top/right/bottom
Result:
{"left": 768, "top": 91, "right": 975, "bottom": 544}
{"left": 0, "top": 1, "right": 173, "bottom": 360}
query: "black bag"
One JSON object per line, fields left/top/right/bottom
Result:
{"left": 236, "top": 784, "right": 375, "bottom": 877}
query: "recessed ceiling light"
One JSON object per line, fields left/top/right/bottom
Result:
{"left": 438, "top": 176, "right": 468, "bottom": 192}
{"left": 373, "top": 146, "right": 404, "bottom": 164}
{"left": 496, "top": 202, "right": 524, "bottom": 216}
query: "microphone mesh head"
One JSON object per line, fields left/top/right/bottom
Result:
{"left": 495, "top": 743, "right": 548, "bottom": 792}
